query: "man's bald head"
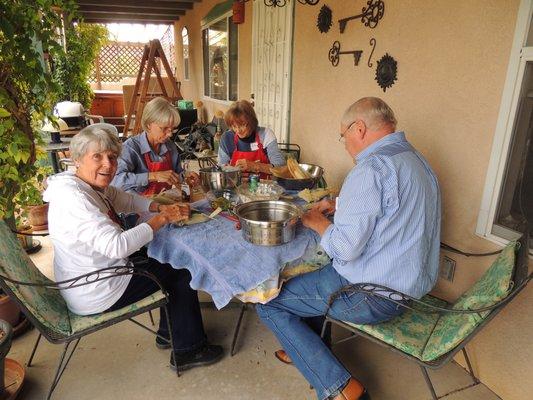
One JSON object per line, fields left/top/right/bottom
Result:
{"left": 342, "top": 97, "right": 397, "bottom": 132}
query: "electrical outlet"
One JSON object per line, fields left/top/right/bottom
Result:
{"left": 439, "top": 255, "right": 456, "bottom": 282}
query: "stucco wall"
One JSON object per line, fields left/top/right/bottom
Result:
{"left": 174, "top": 1, "right": 531, "bottom": 399}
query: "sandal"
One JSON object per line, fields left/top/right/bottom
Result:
{"left": 274, "top": 349, "right": 293, "bottom": 365}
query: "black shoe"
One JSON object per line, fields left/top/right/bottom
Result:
{"left": 156, "top": 335, "right": 171, "bottom": 350}
{"left": 170, "top": 344, "right": 224, "bottom": 371}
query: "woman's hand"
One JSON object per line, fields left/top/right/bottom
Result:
{"left": 149, "top": 170, "right": 181, "bottom": 186}
{"left": 147, "top": 203, "right": 190, "bottom": 232}
{"left": 185, "top": 171, "right": 200, "bottom": 187}
{"left": 235, "top": 159, "right": 252, "bottom": 171}
{"left": 159, "top": 203, "right": 190, "bottom": 223}
{"left": 235, "top": 159, "right": 265, "bottom": 173}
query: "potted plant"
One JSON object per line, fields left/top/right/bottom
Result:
{"left": 14, "top": 164, "right": 51, "bottom": 231}
{"left": 0, "top": 319, "right": 13, "bottom": 396}
{"left": 0, "top": 1, "right": 76, "bottom": 228}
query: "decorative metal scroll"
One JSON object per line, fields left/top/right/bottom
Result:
{"left": 367, "top": 38, "right": 376, "bottom": 67}
{"left": 328, "top": 41, "right": 363, "bottom": 67}
{"left": 297, "top": 0, "right": 320, "bottom": 4}
{"left": 339, "top": 0, "right": 385, "bottom": 33}
{"left": 264, "top": 0, "right": 287, "bottom": 7}
{"left": 317, "top": 5, "right": 333, "bottom": 33}
{"left": 375, "top": 53, "right": 397, "bottom": 91}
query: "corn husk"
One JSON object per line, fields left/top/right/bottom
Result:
{"left": 287, "top": 158, "right": 311, "bottom": 179}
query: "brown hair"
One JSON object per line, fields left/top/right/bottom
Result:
{"left": 224, "top": 100, "right": 258, "bottom": 132}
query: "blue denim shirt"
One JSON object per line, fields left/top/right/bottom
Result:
{"left": 321, "top": 132, "right": 441, "bottom": 298}
{"left": 112, "top": 132, "right": 183, "bottom": 193}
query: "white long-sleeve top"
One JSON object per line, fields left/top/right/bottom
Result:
{"left": 43, "top": 172, "right": 154, "bottom": 315}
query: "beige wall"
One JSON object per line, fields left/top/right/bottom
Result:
{"left": 174, "top": 1, "right": 531, "bottom": 398}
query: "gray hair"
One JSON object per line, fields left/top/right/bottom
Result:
{"left": 70, "top": 125, "right": 122, "bottom": 161}
{"left": 141, "top": 97, "right": 180, "bottom": 132}
{"left": 342, "top": 97, "right": 397, "bottom": 131}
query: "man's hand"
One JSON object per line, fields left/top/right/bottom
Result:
{"left": 148, "top": 170, "right": 181, "bottom": 186}
{"left": 301, "top": 208, "right": 332, "bottom": 236}
{"left": 310, "top": 198, "right": 336, "bottom": 215}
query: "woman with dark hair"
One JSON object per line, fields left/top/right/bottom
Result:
{"left": 218, "top": 100, "right": 285, "bottom": 177}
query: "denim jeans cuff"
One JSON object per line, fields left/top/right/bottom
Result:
{"left": 320, "top": 374, "right": 351, "bottom": 400}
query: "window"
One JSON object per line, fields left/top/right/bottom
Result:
{"left": 477, "top": 0, "right": 533, "bottom": 250}
{"left": 202, "top": 15, "right": 238, "bottom": 101}
{"left": 182, "top": 27, "right": 190, "bottom": 80}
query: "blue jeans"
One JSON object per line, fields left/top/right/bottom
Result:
{"left": 256, "top": 263, "right": 405, "bottom": 400}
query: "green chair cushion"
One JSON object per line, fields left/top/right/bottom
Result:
{"left": 345, "top": 296, "right": 447, "bottom": 359}
{"left": 342, "top": 240, "right": 517, "bottom": 363}
{"left": 421, "top": 241, "right": 516, "bottom": 361}
{"left": 70, "top": 291, "right": 166, "bottom": 333}
{"left": 0, "top": 221, "right": 71, "bottom": 335}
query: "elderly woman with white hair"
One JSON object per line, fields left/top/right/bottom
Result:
{"left": 112, "top": 96, "right": 199, "bottom": 195}
{"left": 43, "top": 125, "right": 223, "bottom": 371}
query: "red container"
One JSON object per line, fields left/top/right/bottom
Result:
{"left": 232, "top": 1, "right": 245, "bottom": 24}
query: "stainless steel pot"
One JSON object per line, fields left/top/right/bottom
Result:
{"left": 274, "top": 163, "right": 324, "bottom": 191}
{"left": 199, "top": 166, "right": 242, "bottom": 192}
{"left": 234, "top": 200, "right": 301, "bottom": 246}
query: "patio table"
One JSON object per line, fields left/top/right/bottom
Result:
{"left": 146, "top": 199, "right": 331, "bottom": 309}
{"left": 44, "top": 137, "right": 72, "bottom": 173}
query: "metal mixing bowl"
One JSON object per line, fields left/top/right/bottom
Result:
{"left": 273, "top": 163, "right": 324, "bottom": 191}
{"left": 199, "top": 166, "right": 242, "bottom": 192}
{"left": 234, "top": 200, "right": 301, "bottom": 246}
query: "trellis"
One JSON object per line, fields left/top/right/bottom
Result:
{"left": 90, "top": 39, "right": 176, "bottom": 89}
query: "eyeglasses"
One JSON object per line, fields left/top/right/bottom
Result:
{"left": 232, "top": 122, "right": 249, "bottom": 132}
{"left": 338, "top": 120, "right": 357, "bottom": 143}
{"left": 156, "top": 124, "right": 174, "bottom": 133}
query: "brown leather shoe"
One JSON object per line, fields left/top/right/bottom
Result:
{"left": 274, "top": 349, "right": 293, "bottom": 364}
{"left": 330, "top": 377, "right": 368, "bottom": 400}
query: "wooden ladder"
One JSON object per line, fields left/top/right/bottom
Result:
{"left": 123, "top": 39, "right": 183, "bottom": 136}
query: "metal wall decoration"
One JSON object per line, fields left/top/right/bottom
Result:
{"left": 328, "top": 41, "right": 363, "bottom": 67}
{"left": 317, "top": 5, "right": 332, "bottom": 33}
{"left": 367, "top": 38, "right": 376, "bottom": 67}
{"left": 339, "top": 0, "right": 385, "bottom": 33}
{"left": 297, "top": 0, "right": 320, "bottom": 4}
{"left": 264, "top": 0, "right": 287, "bottom": 7}
{"left": 375, "top": 53, "right": 397, "bottom": 91}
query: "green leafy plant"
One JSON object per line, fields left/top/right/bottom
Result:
{"left": 0, "top": 1, "right": 76, "bottom": 225}
{"left": 53, "top": 22, "right": 108, "bottom": 109}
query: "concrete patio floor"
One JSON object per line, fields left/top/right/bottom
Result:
{"left": 7, "top": 238, "right": 502, "bottom": 400}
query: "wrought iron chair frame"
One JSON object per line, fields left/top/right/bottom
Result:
{"left": 321, "top": 233, "right": 531, "bottom": 400}
{"left": 0, "top": 265, "right": 178, "bottom": 400}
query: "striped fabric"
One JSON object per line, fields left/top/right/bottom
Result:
{"left": 321, "top": 132, "right": 441, "bottom": 298}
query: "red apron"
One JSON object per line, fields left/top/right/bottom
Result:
{"left": 229, "top": 131, "right": 270, "bottom": 179}
{"left": 141, "top": 152, "right": 173, "bottom": 196}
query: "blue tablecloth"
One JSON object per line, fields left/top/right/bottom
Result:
{"left": 147, "top": 200, "right": 321, "bottom": 309}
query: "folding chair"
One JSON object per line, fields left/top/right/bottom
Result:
{"left": 0, "top": 220, "right": 177, "bottom": 400}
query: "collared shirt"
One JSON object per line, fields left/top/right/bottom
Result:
{"left": 112, "top": 132, "right": 183, "bottom": 193}
{"left": 321, "top": 132, "right": 441, "bottom": 299}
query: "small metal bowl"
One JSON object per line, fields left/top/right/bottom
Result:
{"left": 199, "top": 166, "right": 242, "bottom": 192}
{"left": 234, "top": 200, "right": 301, "bottom": 246}
{"left": 273, "top": 163, "right": 324, "bottom": 191}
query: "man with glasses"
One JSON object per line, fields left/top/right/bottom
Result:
{"left": 257, "top": 97, "right": 441, "bottom": 400}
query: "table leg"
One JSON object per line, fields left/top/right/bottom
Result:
{"left": 230, "top": 304, "right": 248, "bottom": 357}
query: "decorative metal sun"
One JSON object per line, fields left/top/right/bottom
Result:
{"left": 375, "top": 53, "right": 398, "bottom": 92}
{"left": 317, "top": 5, "right": 332, "bottom": 33}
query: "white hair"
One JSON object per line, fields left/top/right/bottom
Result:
{"left": 141, "top": 97, "right": 181, "bottom": 132}
{"left": 70, "top": 125, "right": 122, "bottom": 161}
{"left": 342, "top": 97, "right": 397, "bottom": 131}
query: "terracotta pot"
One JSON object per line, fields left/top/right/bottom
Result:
{"left": 0, "top": 296, "right": 20, "bottom": 328}
{"left": 28, "top": 203, "right": 48, "bottom": 230}
{"left": 15, "top": 226, "right": 34, "bottom": 250}
{"left": 0, "top": 319, "right": 13, "bottom": 396}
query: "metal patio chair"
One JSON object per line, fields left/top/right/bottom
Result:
{"left": 322, "top": 233, "right": 531, "bottom": 400}
{"left": 0, "top": 220, "right": 177, "bottom": 400}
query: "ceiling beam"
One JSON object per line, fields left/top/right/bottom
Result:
{"left": 80, "top": 13, "right": 179, "bottom": 23}
{"left": 78, "top": 5, "right": 185, "bottom": 16}
{"left": 84, "top": 18, "right": 177, "bottom": 25}
{"left": 76, "top": 1, "right": 194, "bottom": 11}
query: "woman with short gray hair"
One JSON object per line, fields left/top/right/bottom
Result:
{"left": 112, "top": 96, "right": 199, "bottom": 195}
{"left": 43, "top": 126, "right": 223, "bottom": 371}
